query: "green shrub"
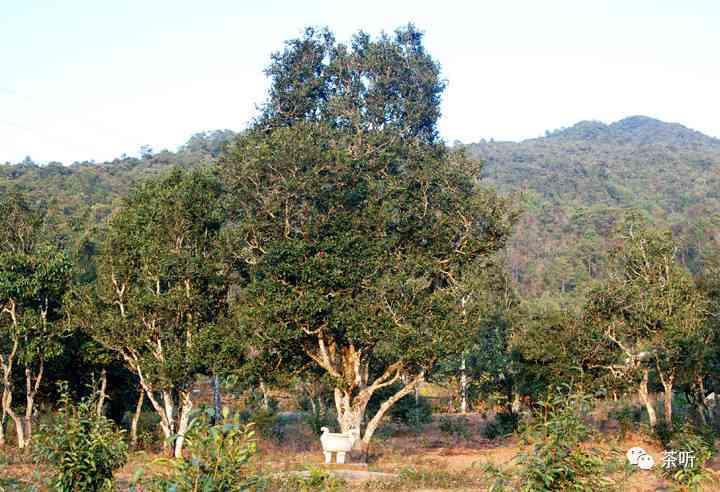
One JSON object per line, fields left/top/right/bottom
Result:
{"left": 513, "top": 387, "right": 613, "bottom": 491}
{"left": 392, "top": 395, "right": 433, "bottom": 431}
{"left": 304, "top": 405, "right": 336, "bottom": 436}
{"left": 142, "top": 408, "right": 262, "bottom": 491}
{"left": 438, "top": 415, "right": 470, "bottom": 439}
{"left": 267, "top": 466, "right": 346, "bottom": 491}
{"left": 662, "top": 424, "right": 716, "bottom": 490}
{"left": 653, "top": 419, "right": 674, "bottom": 448}
{"left": 242, "top": 407, "right": 285, "bottom": 442}
{"left": 483, "top": 410, "right": 519, "bottom": 439}
{"left": 34, "top": 384, "right": 128, "bottom": 492}
{"left": 122, "top": 410, "right": 161, "bottom": 450}
{"left": 611, "top": 403, "right": 636, "bottom": 439}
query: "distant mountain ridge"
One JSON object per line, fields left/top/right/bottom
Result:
{"left": 541, "top": 115, "right": 720, "bottom": 147}
{"left": 464, "top": 115, "right": 720, "bottom": 296}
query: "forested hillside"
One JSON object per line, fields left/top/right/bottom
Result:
{"left": 0, "top": 130, "right": 235, "bottom": 276}
{"left": 4, "top": 117, "right": 719, "bottom": 300}
{"left": 464, "top": 116, "right": 720, "bottom": 297}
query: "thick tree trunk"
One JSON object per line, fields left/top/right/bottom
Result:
{"left": 212, "top": 374, "right": 222, "bottom": 423}
{"left": 332, "top": 371, "right": 426, "bottom": 460}
{"left": 638, "top": 367, "right": 657, "bottom": 428}
{"left": 130, "top": 388, "right": 145, "bottom": 449}
{"left": 97, "top": 368, "right": 107, "bottom": 416}
{"left": 334, "top": 387, "right": 370, "bottom": 436}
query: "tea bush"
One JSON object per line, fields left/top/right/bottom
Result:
{"left": 304, "top": 404, "right": 336, "bottom": 436}
{"left": 611, "top": 403, "right": 637, "bottom": 439}
{"left": 513, "top": 387, "right": 613, "bottom": 491}
{"left": 34, "top": 385, "right": 128, "bottom": 492}
{"left": 143, "top": 408, "right": 262, "bottom": 491}
{"left": 662, "top": 423, "right": 716, "bottom": 490}
{"left": 267, "top": 466, "right": 346, "bottom": 492}
{"left": 483, "top": 410, "right": 519, "bottom": 439}
{"left": 438, "top": 415, "right": 471, "bottom": 439}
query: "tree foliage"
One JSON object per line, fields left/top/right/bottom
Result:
{"left": 70, "top": 167, "right": 230, "bottom": 457}
{"left": 221, "top": 25, "right": 516, "bottom": 447}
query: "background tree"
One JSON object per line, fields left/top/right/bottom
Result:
{"left": 585, "top": 216, "right": 706, "bottom": 429}
{"left": 0, "top": 193, "right": 71, "bottom": 448}
{"left": 71, "top": 168, "right": 229, "bottom": 457}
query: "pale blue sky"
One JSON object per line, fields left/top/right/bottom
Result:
{"left": 1, "top": 0, "right": 719, "bottom": 164}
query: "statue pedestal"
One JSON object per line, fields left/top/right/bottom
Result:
{"left": 318, "top": 462, "right": 369, "bottom": 471}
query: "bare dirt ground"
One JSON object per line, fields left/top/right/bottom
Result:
{"left": 0, "top": 424, "right": 715, "bottom": 491}
{"left": 4, "top": 388, "right": 720, "bottom": 491}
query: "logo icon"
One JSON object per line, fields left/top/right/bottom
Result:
{"left": 626, "top": 447, "right": 654, "bottom": 470}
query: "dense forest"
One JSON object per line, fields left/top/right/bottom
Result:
{"left": 2, "top": 24, "right": 720, "bottom": 491}
{"left": 463, "top": 116, "right": 720, "bottom": 298}
{"left": 5, "top": 115, "right": 719, "bottom": 303}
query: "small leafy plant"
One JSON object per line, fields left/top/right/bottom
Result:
{"left": 483, "top": 410, "right": 519, "bottom": 439}
{"left": 34, "top": 383, "right": 128, "bottom": 492}
{"left": 438, "top": 415, "right": 471, "bottom": 439}
{"left": 513, "top": 387, "right": 613, "bottom": 491}
{"left": 662, "top": 424, "right": 716, "bottom": 490}
{"left": 143, "top": 407, "right": 261, "bottom": 491}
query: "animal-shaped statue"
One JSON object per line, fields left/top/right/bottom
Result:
{"left": 319, "top": 426, "right": 360, "bottom": 464}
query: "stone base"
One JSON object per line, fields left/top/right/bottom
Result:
{"left": 319, "top": 462, "right": 369, "bottom": 471}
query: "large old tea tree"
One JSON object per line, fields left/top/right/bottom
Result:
{"left": 221, "top": 25, "right": 517, "bottom": 451}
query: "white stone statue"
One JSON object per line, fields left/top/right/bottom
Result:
{"left": 319, "top": 426, "right": 360, "bottom": 464}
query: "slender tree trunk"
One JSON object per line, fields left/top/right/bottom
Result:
{"left": 362, "top": 372, "right": 425, "bottom": 449}
{"left": 459, "top": 354, "right": 468, "bottom": 414}
{"left": 212, "top": 374, "right": 222, "bottom": 423}
{"left": 504, "top": 369, "right": 514, "bottom": 415}
{"left": 0, "top": 402, "right": 5, "bottom": 447}
{"left": 1, "top": 384, "right": 23, "bottom": 449}
{"left": 2, "top": 374, "right": 24, "bottom": 449}
{"left": 1, "top": 303, "right": 22, "bottom": 448}
{"left": 638, "top": 367, "right": 657, "bottom": 428}
{"left": 259, "top": 380, "right": 269, "bottom": 411}
{"left": 160, "top": 389, "right": 176, "bottom": 456}
{"left": 130, "top": 388, "right": 145, "bottom": 449}
{"left": 96, "top": 368, "right": 107, "bottom": 416}
{"left": 24, "top": 361, "right": 44, "bottom": 445}
{"left": 136, "top": 376, "right": 173, "bottom": 456}
{"left": 693, "top": 375, "right": 709, "bottom": 426}
{"left": 308, "top": 395, "right": 317, "bottom": 416}
{"left": 173, "top": 390, "right": 193, "bottom": 458}
{"left": 661, "top": 378, "right": 674, "bottom": 430}
{"left": 656, "top": 360, "right": 675, "bottom": 430}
